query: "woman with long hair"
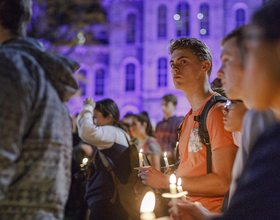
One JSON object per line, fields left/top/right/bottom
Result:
{"left": 76, "top": 98, "right": 129, "bottom": 220}
{"left": 130, "top": 111, "right": 161, "bottom": 171}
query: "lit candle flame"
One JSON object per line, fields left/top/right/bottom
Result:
{"left": 170, "top": 174, "right": 176, "bottom": 184}
{"left": 164, "top": 151, "right": 167, "bottom": 157}
{"left": 82, "top": 158, "right": 88, "bottom": 165}
{"left": 140, "top": 149, "right": 143, "bottom": 153}
{"left": 177, "top": 177, "right": 182, "bottom": 186}
{"left": 140, "top": 191, "right": 155, "bottom": 213}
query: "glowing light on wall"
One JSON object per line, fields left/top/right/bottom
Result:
{"left": 200, "top": 29, "right": 207, "bottom": 35}
{"left": 197, "top": 13, "right": 204, "bottom": 19}
{"left": 174, "top": 14, "right": 180, "bottom": 20}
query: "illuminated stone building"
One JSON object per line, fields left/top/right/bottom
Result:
{"left": 33, "top": 0, "right": 263, "bottom": 124}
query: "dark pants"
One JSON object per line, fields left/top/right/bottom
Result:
{"left": 89, "top": 198, "right": 128, "bottom": 220}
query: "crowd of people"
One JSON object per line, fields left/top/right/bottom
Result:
{"left": 1, "top": 0, "right": 280, "bottom": 220}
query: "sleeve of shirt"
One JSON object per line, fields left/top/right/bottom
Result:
{"left": 146, "top": 141, "right": 162, "bottom": 157}
{"left": 0, "top": 56, "right": 31, "bottom": 200}
{"left": 206, "top": 103, "right": 237, "bottom": 151}
{"left": 76, "top": 104, "right": 128, "bottom": 149}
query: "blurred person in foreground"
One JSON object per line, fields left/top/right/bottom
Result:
{"left": 139, "top": 38, "right": 238, "bottom": 212}
{"left": 170, "top": 2, "right": 280, "bottom": 219}
{"left": 0, "top": 0, "right": 79, "bottom": 219}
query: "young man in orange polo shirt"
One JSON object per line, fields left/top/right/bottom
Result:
{"left": 139, "top": 38, "right": 238, "bottom": 212}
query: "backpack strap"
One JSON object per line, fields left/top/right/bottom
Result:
{"left": 98, "top": 150, "right": 119, "bottom": 204}
{"left": 194, "top": 96, "right": 227, "bottom": 174}
{"left": 97, "top": 129, "right": 130, "bottom": 204}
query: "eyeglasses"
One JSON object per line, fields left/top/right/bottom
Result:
{"left": 223, "top": 100, "right": 243, "bottom": 112}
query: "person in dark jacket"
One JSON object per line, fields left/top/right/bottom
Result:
{"left": 0, "top": 1, "right": 79, "bottom": 219}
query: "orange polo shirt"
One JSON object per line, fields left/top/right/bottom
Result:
{"left": 177, "top": 93, "right": 237, "bottom": 212}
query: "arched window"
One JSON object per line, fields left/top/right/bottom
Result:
{"left": 78, "top": 69, "right": 87, "bottom": 96}
{"left": 125, "top": 63, "right": 135, "bottom": 91}
{"left": 236, "top": 8, "right": 245, "bottom": 28}
{"left": 158, "top": 58, "right": 167, "bottom": 87}
{"left": 199, "top": 3, "right": 209, "bottom": 36}
{"left": 176, "top": 2, "right": 190, "bottom": 37}
{"left": 127, "top": 13, "right": 136, "bottom": 43}
{"left": 95, "top": 69, "right": 105, "bottom": 95}
{"left": 158, "top": 5, "right": 167, "bottom": 38}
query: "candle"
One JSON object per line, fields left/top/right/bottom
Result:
{"left": 177, "top": 178, "right": 186, "bottom": 201}
{"left": 164, "top": 152, "right": 169, "bottom": 167}
{"left": 170, "top": 174, "right": 178, "bottom": 214}
{"left": 139, "top": 149, "right": 143, "bottom": 167}
{"left": 140, "top": 191, "right": 156, "bottom": 220}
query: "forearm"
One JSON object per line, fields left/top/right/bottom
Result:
{"left": 147, "top": 154, "right": 161, "bottom": 171}
{"left": 180, "top": 173, "right": 230, "bottom": 197}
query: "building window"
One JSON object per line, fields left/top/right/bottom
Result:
{"left": 158, "top": 5, "right": 167, "bottom": 38}
{"left": 125, "top": 63, "right": 135, "bottom": 91}
{"left": 199, "top": 3, "right": 209, "bottom": 36}
{"left": 158, "top": 58, "right": 167, "bottom": 87}
{"left": 236, "top": 8, "right": 245, "bottom": 28}
{"left": 176, "top": 2, "right": 190, "bottom": 37}
{"left": 127, "top": 13, "right": 136, "bottom": 43}
{"left": 78, "top": 69, "right": 87, "bottom": 96}
{"left": 95, "top": 69, "right": 105, "bottom": 95}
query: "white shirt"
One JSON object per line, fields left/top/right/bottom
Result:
{"left": 76, "top": 104, "right": 129, "bottom": 149}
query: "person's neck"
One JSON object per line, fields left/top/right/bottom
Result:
{"left": 137, "top": 133, "right": 149, "bottom": 142}
{"left": 164, "top": 113, "right": 174, "bottom": 120}
{"left": 0, "top": 28, "right": 18, "bottom": 44}
{"left": 182, "top": 79, "right": 213, "bottom": 113}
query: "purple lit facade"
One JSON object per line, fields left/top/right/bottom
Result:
{"left": 39, "top": 0, "right": 263, "bottom": 126}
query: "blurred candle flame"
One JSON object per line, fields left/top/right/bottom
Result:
{"left": 140, "top": 191, "right": 155, "bottom": 213}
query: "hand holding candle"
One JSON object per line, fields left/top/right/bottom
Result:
{"left": 163, "top": 152, "right": 169, "bottom": 168}
{"left": 139, "top": 149, "right": 143, "bottom": 167}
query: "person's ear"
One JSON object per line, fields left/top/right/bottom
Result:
{"left": 202, "top": 60, "right": 211, "bottom": 74}
{"left": 143, "top": 121, "right": 147, "bottom": 129}
{"left": 106, "top": 114, "right": 113, "bottom": 125}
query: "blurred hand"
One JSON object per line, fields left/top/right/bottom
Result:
{"left": 84, "top": 97, "right": 96, "bottom": 109}
{"left": 169, "top": 200, "right": 210, "bottom": 220}
{"left": 138, "top": 166, "right": 169, "bottom": 189}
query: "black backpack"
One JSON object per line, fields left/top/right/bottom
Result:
{"left": 176, "top": 96, "right": 227, "bottom": 174}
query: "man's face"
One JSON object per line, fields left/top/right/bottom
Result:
{"left": 242, "top": 25, "right": 280, "bottom": 110}
{"left": 218, "top": 37, "right": 244, "bottom": 100}
{"left": 170, "top": 49, "right": 206, "bottom": 90}
{"left": 161, "top": 100, "right": 175, "bottom": 116}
